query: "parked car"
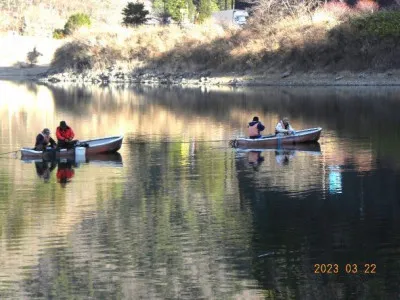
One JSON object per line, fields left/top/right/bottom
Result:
{"left": 211, "top": 10, "right": 249, "bottom": 26}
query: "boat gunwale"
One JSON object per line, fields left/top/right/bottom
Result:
{"left": 80, "top": 135, "right": 123, "bottom": 146}
{"left": 20, "top": 135, "right": 123, "bottom": 156}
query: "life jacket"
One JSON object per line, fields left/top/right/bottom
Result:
{"left": 248, "top": 122, "right": 259, "bottom": 137}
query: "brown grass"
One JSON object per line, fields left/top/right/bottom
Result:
{"left": 51, "top": 23, "right": 231, "bottom": 72}
{"left": 0, "top": 0, "right": 129, "bottom": 36}
{"left": 50, "top": 5, "right": 400, "bottom": 74}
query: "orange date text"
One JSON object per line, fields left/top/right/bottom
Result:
{"left": 313, "top": 264, "right": 376, "bottom": 274}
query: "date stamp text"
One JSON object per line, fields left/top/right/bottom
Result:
{"left": 314, "top": 263, "right": 376, "bottom": 274}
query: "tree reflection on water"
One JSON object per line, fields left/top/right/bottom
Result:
{"left": 0, "top": 82, "right": 400, "bottom": 299}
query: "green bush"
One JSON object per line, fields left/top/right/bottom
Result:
{"left": 349, "top": 11, "right": 400, "bottom": 38}
{"left": 53, "top": 28, "right": 65, "bottom": 39}
{"left": 64, "top": 13, "right": 91, "bottom": 35}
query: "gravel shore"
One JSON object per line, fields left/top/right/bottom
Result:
{"left": 34, "top": 68, "right": 400, "bottom": 87}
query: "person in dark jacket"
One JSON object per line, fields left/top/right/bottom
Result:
{"left": 35, "top": 128, "right": 57, "bottom": 151}
{"left": 56, "top": 121, "right": 78, "bottom": 149}
{"left": 248, "top": 116, "right": 265, "bottom": 139}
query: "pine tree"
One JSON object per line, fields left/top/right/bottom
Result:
{"left": 122, "top": 2, "right": 149, "bottom": 26}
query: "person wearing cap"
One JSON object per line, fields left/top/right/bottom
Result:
{"left": 248, "top": 116, "right": 265, "bottom": 139}
{"left": 34, "top": 128, "right": 57, "bottom": 151}
{"left": 275, "top": 117, "right": 295, "bottom": 136}
{"left": 56, "top": 121, "right": 77, "bottom": 149}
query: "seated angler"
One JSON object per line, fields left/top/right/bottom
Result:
{"left": 56, "top": 121, "right": 78, "bottom": 149}
{"left": 34, "top": 128, "right": 57, "bottom": 151}
{"left": 275, "top": 117, "right": 295, "bottom": 136}
{"left": 248, "top": 116, "right": 265, "bottom": 139}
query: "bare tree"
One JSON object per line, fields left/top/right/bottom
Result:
{"left": 26, "top": 47, "right": 42, "bottom": 67}
{"left": 247, "top": 0, "right": 323, "bottom": 25}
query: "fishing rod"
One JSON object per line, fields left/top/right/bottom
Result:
{"left": 0, "top": 150, "right": 19, "bottom": 158}
{"left": 125, "top": 139, "right": 234, "bottom": 145}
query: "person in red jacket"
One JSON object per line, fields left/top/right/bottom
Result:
{"left": 56, "top": 121, "right": 77, "bottom": 149}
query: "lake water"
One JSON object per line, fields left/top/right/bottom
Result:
{"left": 0, "top": 81, "right": 400, "bottom": 299}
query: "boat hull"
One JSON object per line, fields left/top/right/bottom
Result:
{"left": 21, "top": 136, "right": 123, "bottom": 159}
{"left": 233, "top": 128, "right": 322, "bottom": 148}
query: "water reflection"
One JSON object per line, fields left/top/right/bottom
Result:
{"left": 274, "top": 150, "right": 295, "bottom": 166}
{"left": 34, "top": 158, "right": 83, "bottom": 187}
{"left": 244, "top": 142, "right": 322, "bottom": 170}
{"left": 247, "top": 151, "right": 265, "bottom": 171}
{"left": 25, "top": 153, "right": 124, "bottom": 185}
{"left": 1, "top": 81, "right": 399, "bottom": 171}
{"left": 328, "top": 165, "right": 342, "bottom": 194}
{"left": 236, "top": 143, "right": 323, "bottom": 197}
{"left": 56, "top": 159, "right": 75, "bottom": 187}
{"left": 34, "top": 160, "right": 56, "bottom": 183}
{"left": 1, "top": 81, "right": 400, "bottom": 299}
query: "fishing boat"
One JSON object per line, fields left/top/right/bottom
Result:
{"left": 231, "top": 128, "right": 322, "bottom": 148}
{"left": 20, "top": 135, "right": 123, "bottom": 159}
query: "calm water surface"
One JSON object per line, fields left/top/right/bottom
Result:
{"left": 1, "top": 81, "right": 400, "bottom": 299}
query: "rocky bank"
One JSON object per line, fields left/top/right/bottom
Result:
{"left": 36, "top": 67, "right": 400, "bottom": 87}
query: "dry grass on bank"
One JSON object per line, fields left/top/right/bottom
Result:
{"left": 0, "top": 0, "right": 130, "bottom": 36}
{"left": 50, "top": 3, "right": 400, "bottom": 74}
{"left": 51, "top": 23, "right": 232, "bottom": 72}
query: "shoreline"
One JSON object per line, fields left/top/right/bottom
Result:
{"left": 37, "top": 69, "right": 400, "bottom": 87}
{"left": 0, "top": 66, "right": 49, "bottom": 80}
{"left": 1, "top": 66, "right": 400, "bottom": 87}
